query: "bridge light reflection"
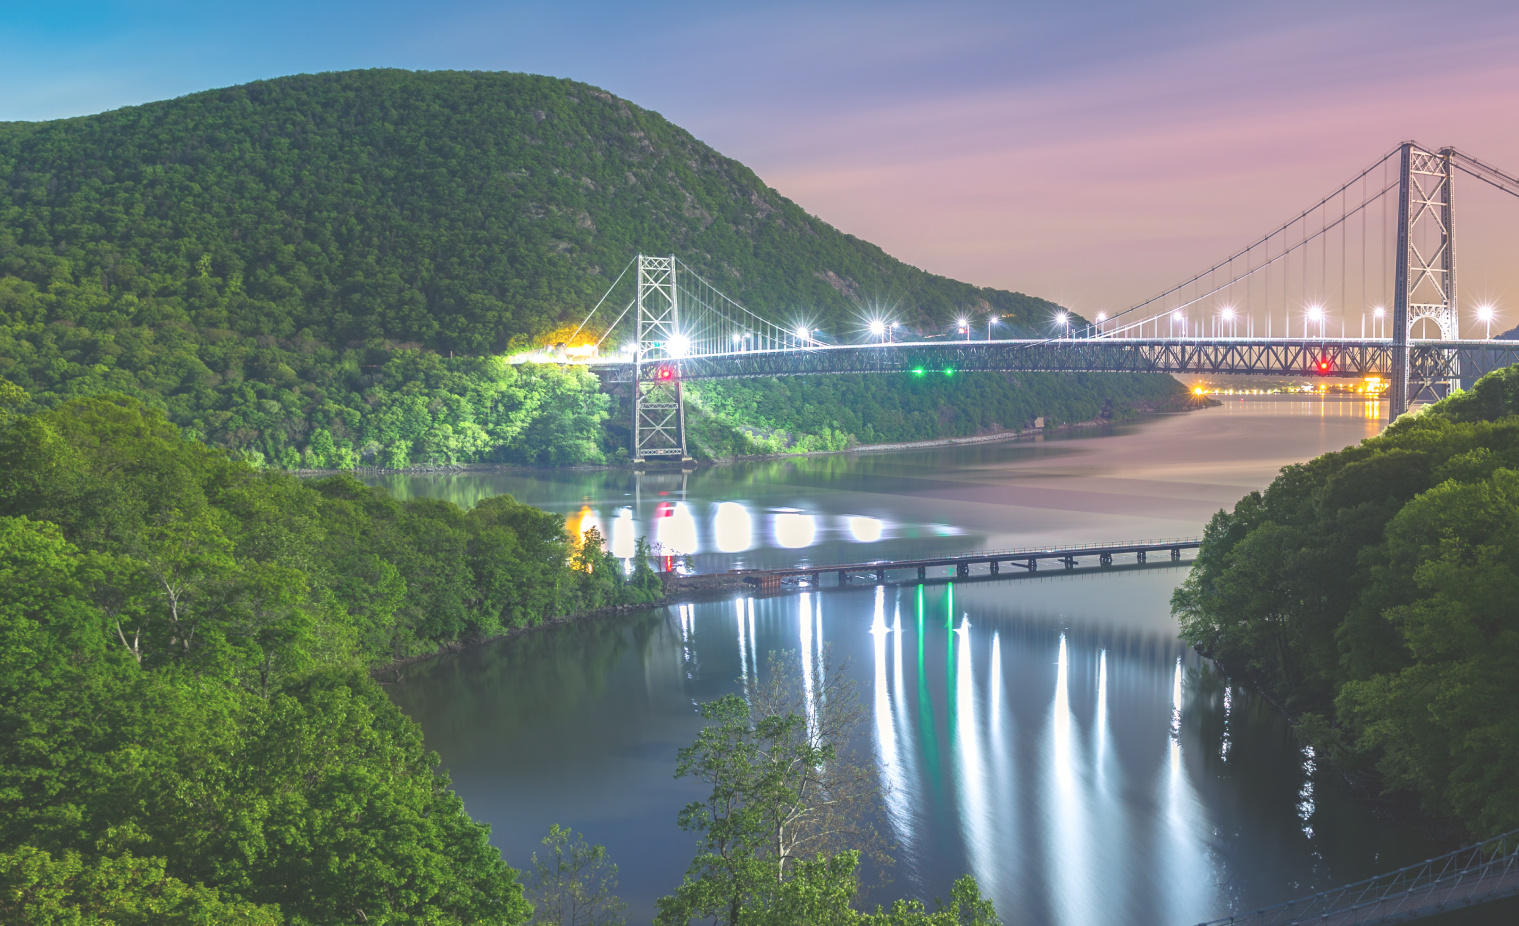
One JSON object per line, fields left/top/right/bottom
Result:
{"left": 713, "top": 501, "right": 753, "bottom": 553}
{"left": 848, "top": 515, "right": 884, "bottom": 543}
{"left": 773, "top": 510, "right": 817, "bottom": 549}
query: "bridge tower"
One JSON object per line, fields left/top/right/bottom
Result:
{"left": 632, "top": 254, "right": 689, "bottom": 461}
{"left": 1391, "top": 143, "right": 1457, "bottom": 417}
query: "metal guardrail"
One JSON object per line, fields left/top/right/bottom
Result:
{"left": 1196, "top": 828, "right": 1519, "bottom": 926}
{"left": 733, "top": 537, "right": 1201, "bottom": 578}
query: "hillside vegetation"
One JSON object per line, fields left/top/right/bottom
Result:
{"left": 1174, "top": 366, "right": 1519, "bottom": 837}
{"left": 0, "top": 68, "right": 1180, "bottom": 467}
{"left": 0, "top": 379, "right": 669, "bottom": 923}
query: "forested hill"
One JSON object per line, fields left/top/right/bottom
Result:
{"left": 0, "top": 68, "right": 1060, "bottom": 353}
{"left": 0, "top": 69, "right": 1176, "bottom": 469}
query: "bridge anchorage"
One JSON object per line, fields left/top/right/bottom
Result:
{"left": 572, "top": 142, "right": 1519, "bottom": 448}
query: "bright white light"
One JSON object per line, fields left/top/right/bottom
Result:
{"left": 1221, "top": 306, "right": 1236, "bottom": 320}
{"left": 957, "top": 317, "right": 969, "bottom": 328}
{"left": 1172, "top": 310, "right": 1185, "bottom": 321}
{"left": 732, "top": 332, "right": 742, "bottom": 344}
{"left": 1374, "top": 306, "right": 1385, "bottom": 318}
{"left": 713, "top": 502, "right": 752, "bottom": 553}
{"left": 610, "top": 508, "right": 635, "bottom": 559}
{"left": 655, "top": 502, "right": 699, "bottom": 555}
{"left": 1478, "top": 304, "right": 1495, "bottom": 321}
{"left": 1096, "top": 312, "right": 1107, "bottom": 322}
{"left": 794, "top": 325, "right": 809, "bottom": 340}
{"left": 869, "top": 319, "right": 886, "bottom": 337}
{"left": 1055, "top": 312, "right": 1068, "bottom": 326}
{"left": 1308, "top": 305, "right": 1323, "bottom": 321}
{"left": 666, "top": 333, "right": 691, "bottom": 358}
{"left": 847, "top": 516, "right": 883, "bottom": 543}
{"left": 774, "top": 511, "right": 817, "bottom": 549}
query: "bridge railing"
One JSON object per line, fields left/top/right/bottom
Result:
{"left": 736, "top": 537, "right": 1201, "bottom": 575}
{"left": 1195, "top": 827, "right": 1519, "bottom": 926}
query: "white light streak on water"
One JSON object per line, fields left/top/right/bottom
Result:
{"left": 954, "top": 616, "right": 998, "bottom": 898}
{"left": 611, "top": 507, "right": 635, "bottom": 559}
{"left": 1299, "top": 745, "right": 1317, "bottom": 841}
{"left": 713, "top": 502, "right": 753, "bottom": 553}
{"left": 848, "top": 515, "right": 884, "bottom": 543}
{"left": 799, "top": 593, "right": 817, "bottom": 731}
{"left": 889, "top": 598, "right": 922, "bottom": 869}
{"left": 774, "top": 510, "right": 817, "bottom": 548}
{"left": 1047, "top": 632, "right": 1097, "bottom": 926}
{"left": 736, "top": 599, "right": 749, "bottom": 688}
{"left": 871, "top": 587, "right": 913, "bottom": 855}
{"left": 1160, "top": 656, "right": 1214, "bottom": 924}
{"left": 657, "top": 502, "right": 699, "bottom": 555}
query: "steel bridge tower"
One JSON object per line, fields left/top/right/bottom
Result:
{"left": 1391, "top": 143, "right": 1458, "bottom": 417}
{"left": 632, "top": 254, "right": 688, "bottom": 461}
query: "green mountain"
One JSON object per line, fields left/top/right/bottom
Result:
{"left": 0, "top": 68, "right": 1179, "bottom": 467}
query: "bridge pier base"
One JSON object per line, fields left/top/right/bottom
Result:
{"left": 990, "top": 560, "right": 1000, "bottom": 575}
{"left": 1028, "top": 558, "right": 1038, "bottom": 571}
{"left": 917, "top": 566, "right": 926, "bottom": 580}
{"left": 1171, "top": 547, "right": 1181, "bottom": 561}
{"left": 1137, "top": 550, "right": 1147, "bottom": 563}
{"left": 956, "top": 562, "right": 970, "bottom": 578}
{"left": 875, "top": 568, "right": 886, "bottom": 583}
{"left": 839, "top": 570, "right": 849, "bottom": 584}
{"left": 1100, "top": 552, "right": 1112, "bottom": 567}
{"left": 1062, "top": 557, "right": 1076, "bottom": 569}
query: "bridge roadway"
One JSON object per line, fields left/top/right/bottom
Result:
{"left": 594, "top": 337, "right": 1519, "bottom": 383}
{"left": 733, "top": 537, "right": 1200, "bottom": 589}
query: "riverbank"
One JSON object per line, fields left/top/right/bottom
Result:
{"left": 304, "top": 395, "right": 1220, "bottom": 477}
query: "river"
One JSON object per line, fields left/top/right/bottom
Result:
{"left": 375, "top": 397, "right": 1483, "bottom": 924}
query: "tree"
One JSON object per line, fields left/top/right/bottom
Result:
{"left": 527, "top": 824, "right": 627, "bottom": 926}
{"left": 655, "top": 648, "right": 890, "bottom": 926}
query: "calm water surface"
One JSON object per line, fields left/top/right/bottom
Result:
{"left": 383, "top": 397, "right": 1452, "bottom": 924}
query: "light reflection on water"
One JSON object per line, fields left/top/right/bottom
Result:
{"left": 380, "top": 398, "right": 1442, "bottom": 923}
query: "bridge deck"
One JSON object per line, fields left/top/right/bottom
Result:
{"left": 733, "top": 538, "right": 1200, "bottom": 588}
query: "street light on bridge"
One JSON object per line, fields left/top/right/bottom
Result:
{"left": 1171, "top": 309, "right": 1185, "bottom": 338}
{"left": 957, "top": 316, "right": 970, "bottom": 340}
{"left": 1055, "top": 312, "right": 1069, "bottom": 337}
{"left": 1096, "top": 311, "right": 1107, "bottom": 336}
{"left": 1478, "top": 303, "right": 1497, "bottom": 339}
{"left": 1307, "top": 304, "right": 1324, "bottom": 339}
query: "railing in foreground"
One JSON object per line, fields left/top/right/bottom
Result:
{"left": 1195, "top": 828, "right": 1519, "bottom": 926}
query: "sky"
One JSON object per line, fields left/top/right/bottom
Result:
{"left": 4, "top": 0, "right": 1519, "bottom": 333}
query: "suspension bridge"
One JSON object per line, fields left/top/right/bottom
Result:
{"left": 570, "top": 141, "right": 1519, "bottom": 463}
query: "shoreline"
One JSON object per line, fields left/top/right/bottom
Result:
{"left": 304, "top": 396, "right": 1219, "bottom": 478}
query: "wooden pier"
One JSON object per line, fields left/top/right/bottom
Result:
{"left": 734, "top": 537, "right": 1201, "bottom": 590}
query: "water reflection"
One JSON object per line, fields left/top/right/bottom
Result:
{"left": 850, "top": 515, "right": 884, "bottom": 542}
{"left": 654, "top": 502, "right": 699, "bottom": 555}
{"left": 774, "top": 510, "right": 817, "bottom": 549}
{"left": 713, "top": 502, "right": 753, "bottom": 553}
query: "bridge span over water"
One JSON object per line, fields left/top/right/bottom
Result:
{"left": 571, "top": 141, "right": 1519, "bottom": 461}
{"left": 596, "top": 336, "right": 1519, "bottom": 384}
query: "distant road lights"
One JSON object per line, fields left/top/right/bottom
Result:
{"left": 666, "top": 333, "right": 691, "bottom": 358}
{"left": 1478, "top": 303, "right": 1496, "bottom": 338}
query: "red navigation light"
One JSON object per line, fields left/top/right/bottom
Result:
{"left": 1318, "top": 359, "right": 1331, "bottom": 373}
{"left": 658, "top": 366, "right": 674, "bottom": 380}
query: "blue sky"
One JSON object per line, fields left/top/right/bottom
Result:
{"left": 4, "top": 1, "right": 1519, "bottom": 324}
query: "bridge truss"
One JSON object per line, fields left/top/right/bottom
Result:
{"left": 600, "top": 337, "right": 1519, "bottom": 385}
{"left": 568, "top": 142, "right": 1519, "bottom": 457}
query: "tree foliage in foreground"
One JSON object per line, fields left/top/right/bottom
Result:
{"left": 0, "top": 380, "right": 665, "bottom": 924}
{"left": 657, "top": 649, "right": 999, "bottom": 926}
{"left": 1173, "top": 364, "right": 1519, "bottom": 837}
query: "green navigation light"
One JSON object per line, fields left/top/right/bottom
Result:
{"left": 943, "top": 367, "right": 954, "bottom": 376}
{"left": 912, "top": 367, "right": 925, "bottom": 376}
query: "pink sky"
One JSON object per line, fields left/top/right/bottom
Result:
{"left": 6, "top": 1, "right": 1519, "bottom": 335}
